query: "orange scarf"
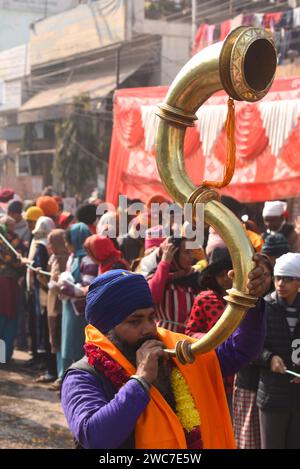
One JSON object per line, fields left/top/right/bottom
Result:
{"left": 85, "top": 325, "right": 235, "bottom": 449}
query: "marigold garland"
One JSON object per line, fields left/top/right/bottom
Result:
{"left": 84, "top": 343, "right": 129, "bottom": 388}
{"left": 84, "top": 343, "right": 201, "bottom": 436}
{"left": 170, "top": 367, "right": 201, "bottom": 433}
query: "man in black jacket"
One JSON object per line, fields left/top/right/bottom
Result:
{"left": 256, "top": 252, "right": 300, "bottom": 449}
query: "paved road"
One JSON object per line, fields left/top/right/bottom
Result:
{"left": 0, "top": 351, "right": 73, "bottom": 449}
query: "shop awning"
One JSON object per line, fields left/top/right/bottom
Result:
{"left": 18, "top": 60, "right": 147, "bottom": 123}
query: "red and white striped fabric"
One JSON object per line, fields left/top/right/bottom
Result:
{"left": 233, "top": 385, "right": 261, "bottom": 449}
{"left": 155, "top": 283, "right": 196, "bottom": 334}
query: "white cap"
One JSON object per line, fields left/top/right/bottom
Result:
{"left": 274, "top": 253, "right": 300, "bottom": 278}
{"left": 262, "top": 201, "right": 287, "bottom": 218}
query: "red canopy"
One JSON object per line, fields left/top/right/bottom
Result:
{"left": 106, "top": 77, "right": 300, "bottom": 205}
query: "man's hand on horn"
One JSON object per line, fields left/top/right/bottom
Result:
{"left": 228, "top": 253, "right": 270, "bottom": 298}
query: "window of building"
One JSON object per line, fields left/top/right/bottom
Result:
{"left": 16, "top": 154, "right": 31, "bottom": 176}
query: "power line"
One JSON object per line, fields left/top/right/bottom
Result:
{"left": 25, "top": 37, "right": 162, "bottom": 84}
{"left": 10, "top": 48, "right": 300, "bottom": 115}
{"left": 176, "top": 0, "right": 294, "bottom": 25}
{"left": 4, "top": 33, "right": 299, "bottom": 88}
{"left": 23, "top": 28, "right": 300, "bottom": 96}
{"left": 162, "top": 0, "right": 292, "bottom": 24}
{"left": 13, "top": 42, "right": 300, "bottom": 97}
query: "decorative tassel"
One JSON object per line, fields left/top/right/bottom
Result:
{"left": 203, "top": 96, "right": 236, "bottom": 189}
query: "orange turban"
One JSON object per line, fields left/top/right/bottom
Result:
{"left": 36, "top": 196, "right": 59, "bottom": 217}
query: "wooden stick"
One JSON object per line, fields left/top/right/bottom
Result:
{"left": 26, "top": 263, "right": 51, "bottom": 277}
{"left": 0, "top": 232, "right": 51, "bottom": 277}
{"left": 0, "top": 232, "right": 19, "bottom": 257}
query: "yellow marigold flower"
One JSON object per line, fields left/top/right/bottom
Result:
{"left": 170, "top": 367, "right": 201, "bottom": 433}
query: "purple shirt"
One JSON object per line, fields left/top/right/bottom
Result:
{"left": 61, "top": 301, "right": 266, "bottom": 449}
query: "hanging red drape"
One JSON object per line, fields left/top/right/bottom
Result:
{"left": 114, "top": 107, "right": 144, "bottom": 149}
{"left": 281, "top": 116, "right": 300, "bottom": 173}
{"left": 106, "top": 79, "right": 300, "bottom": 205}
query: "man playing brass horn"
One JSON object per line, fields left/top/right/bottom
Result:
{"left": 61, "top": 255, "right": 269, "bottom": 449}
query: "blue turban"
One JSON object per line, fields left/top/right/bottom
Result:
{"left": 85, "top": 269, "right": 154, "bottom": 333}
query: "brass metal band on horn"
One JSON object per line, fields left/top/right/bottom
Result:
{"left": 155, "top": 27, "right": 277, "bottom": 363}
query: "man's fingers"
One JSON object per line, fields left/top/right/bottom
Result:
{"left": 276, "top": 362, "right": 285, "bottom": 372}
{"left": 228, "top": 268, "right": 264, "bottom": 294}
{"left": 247, "top": 276, "right": 263, "bottom": 289}
{"left": 248, "top": 266, "right": 264, "bottom": 280}
{"left": 271, "top": 356, "right": 286, "bottom": 373}
{"left": 248, "top": 286, "right": 265, "bottom": 297}
{"left": 223, "top": 253, "right": 269, "bottom": 296}
{"left": 279, "top": 360, "right": 287, "bottom": 372}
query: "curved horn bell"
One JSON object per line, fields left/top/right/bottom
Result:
{"left": 155, "top": 27, "right": 277, "bottom": 363}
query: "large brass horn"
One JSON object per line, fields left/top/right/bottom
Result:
{"left": 155, "top": 27, "right": 277, "bottom": 364}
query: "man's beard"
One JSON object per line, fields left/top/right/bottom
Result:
{"left": 107, "top": 330, "right": 176, "bottom": 411}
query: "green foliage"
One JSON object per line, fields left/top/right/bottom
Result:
{"left": 53, "top": 95, "right": 100, "bottom": 197}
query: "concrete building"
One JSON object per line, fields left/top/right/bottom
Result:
{"left": 0, "top": 42, "right": 54, "bottom": 198}
{"left": 0, "top": 0, "right": 79, "bottom": 51}
{"left": 5, "top": 0, "right": 161, "bottom": 198}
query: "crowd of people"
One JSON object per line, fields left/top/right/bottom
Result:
{"left": 0, "top": 185, "right": 300, "bottom": 449}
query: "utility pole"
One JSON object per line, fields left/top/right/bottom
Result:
{"left": 191, "top": 0, "right": 197, "bottom": 43}
{"left": 115, "top": 45, "right": 122, "bottom": 89}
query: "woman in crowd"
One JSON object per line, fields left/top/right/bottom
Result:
{"left": 23, "top": 206, "right": 44, "bottom": 364}
{"left": 0, "top": 216, "right": 26, "bottom": 362}
{"left": 31, "top": 216, "right": 56, "bottom": 382}
{"left": 59, "top": 223, "right": 98, "bottom": 377}
{"left": 185, "top": 247, "right": 232, "bottom": 337}
{"left": 185, "top": 247, "right": 234, "bottom": 410}
{"left": 58, "top": 212, "right": 74, "bottom": 230}
{"left": 118, "top": 213, "right": 148, "bottom": 265}
{"left": 47, "top": 229, "right": 69, "bottom": 390}
{"left": 96, "top": 211, "right": 120, "bottom": 250}
{"left": 76, "top": 204, "right": 97, "bottom": 234}
{"left": 84, "top": 234, "right": 129, "bottom": 274}
{"left": 143, "top": 236, "right": 200, "bottom": 333}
